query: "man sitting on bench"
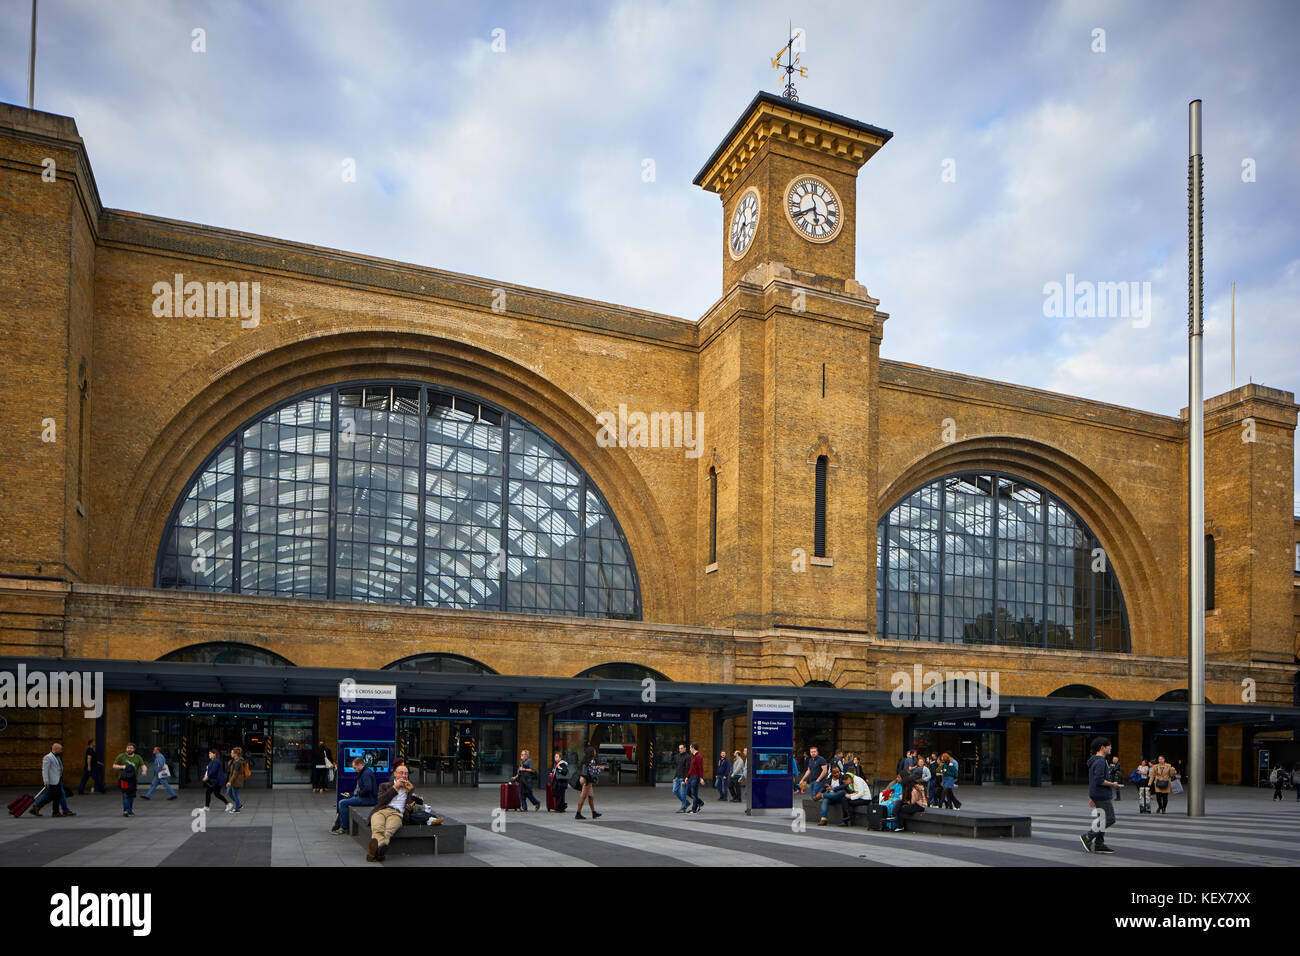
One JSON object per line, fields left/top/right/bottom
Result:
{"left": 816, "top": 767, "right": 850, "bottom": 825}
{"left": 366, "top": 764, "right": 442, "bottom": 862}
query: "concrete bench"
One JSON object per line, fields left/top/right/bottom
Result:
{"left": 801, "top": 796, "right": 874, "bottom": 827}
{"left": 349, "top": 810, "right": 467, "bottom": 855}
{"left": 904, "top": 807, "right": 1031, "bottom": 839}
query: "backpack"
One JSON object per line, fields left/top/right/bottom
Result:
{"left": 1128, "top": 769, "right": 1142, "bottom": 784}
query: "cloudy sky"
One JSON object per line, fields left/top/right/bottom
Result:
{"left": 2, "top": 0, "right": 1297, "bottom": 508}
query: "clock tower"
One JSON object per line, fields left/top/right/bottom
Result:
{"left": 694, "top": 91, "right": 892, "bottom": 293}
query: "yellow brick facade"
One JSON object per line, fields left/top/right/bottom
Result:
{"left": 1, "top": 96, "right": 1295, "bottom": 787}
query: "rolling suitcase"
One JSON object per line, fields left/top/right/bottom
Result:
{"left": 8, "top": 793, "right": 36, "bottom": 817}
{"left": 499, "top": 781, "right": 521, "bottom": 810}
{"left": 865, "top": 804, "right": 885, "bottom": 831}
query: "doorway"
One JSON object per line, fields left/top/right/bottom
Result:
{"left": 131, "top": 712, "right": 316, "bottom": 788}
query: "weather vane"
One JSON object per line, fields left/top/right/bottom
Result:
{"left": 771, "top": 22, "right": 808, "bottom": 101}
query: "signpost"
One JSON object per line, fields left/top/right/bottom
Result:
{"left": 336, "top": 682, "right": 396, "bottom": 802}
{"left": 747, "top": 699, "right": 794, "bottom": 816}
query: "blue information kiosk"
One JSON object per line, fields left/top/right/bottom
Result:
{"left": 747, "top": 699, "right": 794, "bottom": 816}
{"left": 337, "top": 682, "right": 397, "bottom": 801}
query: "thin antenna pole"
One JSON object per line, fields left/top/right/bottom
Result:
{"left": 1230, "top": 282, "right": 1236, "bottom": 390}
{"left": 1186, "top": 99, "right": 1206, "bottom": 819}
{"left": 27, "top": 0, "right": 37, "bottom": 110}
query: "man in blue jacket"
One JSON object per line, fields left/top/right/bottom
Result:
{"left": 1080, "top": 737, "right": 1121, "bottom": 854}
{"left": 331, "top": 757, "right": 377, "bottom": 834}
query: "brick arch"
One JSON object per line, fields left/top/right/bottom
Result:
{"left": 108, "top": 326, "right": 685, "bottom": 622}
{"left": 876, "top": 436, "right": 1171, "bottom": 657}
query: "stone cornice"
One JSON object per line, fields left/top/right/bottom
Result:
{"left": 694, "top": 91, "right": 892, "bottom": 195}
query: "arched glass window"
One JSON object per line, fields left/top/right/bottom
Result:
{"left": 575, "top": 663, "right": 670, "bottom": 682}
{"left": 384, "top": 653, "right": 497, "bottom": 675}
{"left": 1048, "top": 684, "right": 1109, "bottom": 700}
{"left": 158, "top": 642, "right": 293, "bottom": 666}
{"left": 156, "top": 382, "right": 639, "bottom": 620}
{"left": 876, "top": 471, "right": 1130, "bottom": 651}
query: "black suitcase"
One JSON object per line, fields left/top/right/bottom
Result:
{"left": 865, "top": 803, "right": 885, "bottom": 831}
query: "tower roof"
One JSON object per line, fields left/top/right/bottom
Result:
{"left": 693, "top": 91, "right": 893, "bottom": 194}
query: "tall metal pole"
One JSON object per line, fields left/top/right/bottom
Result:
{"left": 27, "top": 0, "right": 38, "bottom": 109}
{"left": 1230, "top": 282, "right": 1236, "bottom": 390}
{"left": 1187, "top": 99, "right": 1206, "bottom": 817}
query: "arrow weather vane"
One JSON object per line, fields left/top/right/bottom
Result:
{"left": 772, "top": 22, "right": 808, "bottom": 102}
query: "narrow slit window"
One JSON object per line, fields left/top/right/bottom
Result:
{"left": 814, "top": 455, "right": 828, "bottom": 557}
{"left": 708, "top": 467, "right": 718, "bottom": 565}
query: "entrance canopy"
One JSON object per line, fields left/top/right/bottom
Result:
{"left": 2, "top": 656, "right": 1297, "bottom": 734}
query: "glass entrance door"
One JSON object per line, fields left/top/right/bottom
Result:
{"left": 268, "top": 717, "right": 314, "bottom": 785}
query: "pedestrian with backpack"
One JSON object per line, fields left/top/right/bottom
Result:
{"left": 939, "top": 752, "right": 962, "bottom": 809}
{"left": 226, "top": 746, "right": 249, "bottom": 812}
{"left": 113, "top": 743, "right": 146, "bottom": 817}
{"left": 1269, "top": 765, "right": 1290, "bottom": 801}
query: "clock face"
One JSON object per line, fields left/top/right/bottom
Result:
{"left": 784, "top": 175, "right": 842, "bottom": 242}
{"left": 729, "top": 188, "right": 760, "bottom": 259}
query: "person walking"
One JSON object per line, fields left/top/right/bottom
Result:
{"left": 512, "top": 750, "right": 542, "bottom": 811}
{"left": 939, "top": 752, "right": 962, "bottom": 809}
{"left": 1108, "top": 755, "right": 1124, "bottom": 801}
{"left": 30, "top": 742, "right": 74, "bottom": 817}
{"left": 1149, "top": 755, "right": 1176, "bottom": 814}
{"left": 77, "top": 738, "right": 105, "bottom": 795}
{"left": 672, "top": 743, "right": 691, "bottom": 813}
{"left": 112, "top": 743, "right": 146, "bottom": 817}
{"left": 142, "top": 746, "right": 178, "bottom": 801}
{"left": 714, "top": 750, "right": 731, "bottom": 801}
{"left": 1270, "top": 764, "right": 1290, "bottom": 801}
{"left": 574, "top": 746, "right": 601, "bottom": 820}
{"left": 687, "top": 743, "right": 705, "bottom": 813}
{"left": 311, "top": 740, "right": 335, "bottom": 792}
{"left": 200, "top": 747, "right": 230, "bottom": 812}
{"left": 549, "top": 752, "right": 569, "bottom": 813}
{"left": 1080, "top": 737, "right": 1121, "bottom": 854}
{"left": 728, "top": 750, "right": 746, "bottom": 802}
{"left": 226, "top": 746, "right": 248, "bottom": 813}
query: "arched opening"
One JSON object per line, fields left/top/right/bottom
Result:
{"left": 1048, "top": 684, "right": 1110, "bottom": 700}
{"left": 384, "top": 653, "right": 497, "bottom": 675}
{"left": 158, "top": 642, "right": 294, "bottom": 667}
{"left": 877, "top": 470, "right": 1131, "bottom": 652}
{"left": 574, "top": 662, "right": 670, "bottom": 683}
{"left": 155, "top": 380, "right": 640, "bottom": 620}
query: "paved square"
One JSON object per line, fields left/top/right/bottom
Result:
{"left": 3, "top": 784, "right": 1296, "bottom": 867}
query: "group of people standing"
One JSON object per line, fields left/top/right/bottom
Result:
{"left": 890, "top": 749, "right": 963, "bottom": 809}
{"left": 1121, "top": 755, "right": 1181, "bottom": 814}
{"left": 25, "top": 739, "right": 249, "bottom": 818}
